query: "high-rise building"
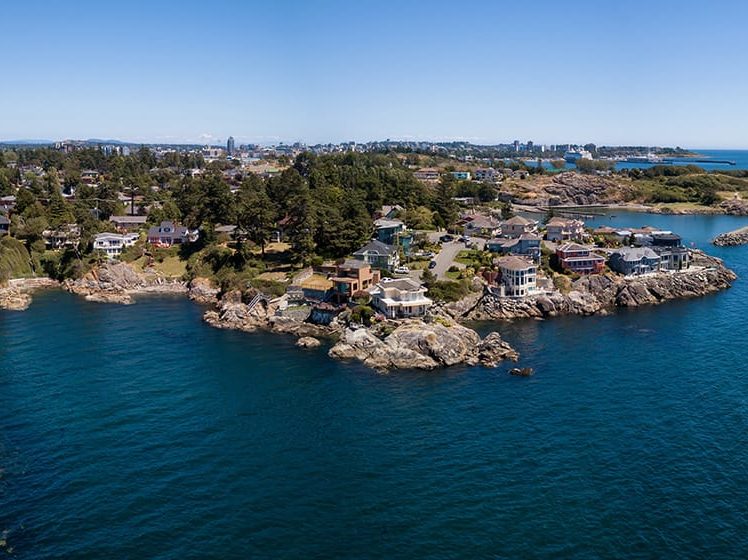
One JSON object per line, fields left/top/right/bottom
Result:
{"left": 513, "top": 140, "right": 520, "bottom": 152}
{"left": 227, "top": 136, "right": 235, "bottom": 156}
{"left": 527, "top": 140, "right": 534, "bottom": 152}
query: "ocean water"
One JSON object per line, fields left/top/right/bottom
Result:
{"left": 2, "top": 212, "right": 748, "bottom": 559}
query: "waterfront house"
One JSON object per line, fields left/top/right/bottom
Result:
{"left": 650, "top": 232, "right": 683, "bottom": 247}
{"left": 331, "top": 259, "right": 380, "bottom": 303}
{"left": 463, "top": 214, "right": 501, "bottom": 238}
{"left": 608, "top": 247, "right": 661, "bottom": 276}
{"left": 369, "top": 278, "right": 433, "bottom": 319}
{"left": 93, "top": 232, "right": 139, "bottom": 259}
{"left": 109, "top": 215, "right": 148, "bottom": 232}
{"left": 352, "top": 239, "right": 400, "bottom": 271}
{"left": 545, "top": 217, "right": 585, "bottom": 242}
{"left": 500, "top": 215, "right": 538, "bottom": 239}
{"left": 374, "top": 218, "right": 407, "bottom": 245}
{"left": 147, "top": 221, "right": 197, "bottom": 247}
{"left": 556, "top": 243, "right": 605, "bottom": 275}
{"left": 0, "top": 214, "right": 9, "bottom": 236}
{"left": 653, "top": 246, "right": 691, "bottom": 271}
{"left": 43, "top": 224, "right": 81, "bottom": 250}
{"left": 497, "top": 256, "right": 538, "bottom": 298}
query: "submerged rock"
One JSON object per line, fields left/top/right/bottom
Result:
{"left": 510, "top": 367, "right": 534, "bottom": 377}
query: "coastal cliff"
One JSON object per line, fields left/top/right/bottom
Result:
{"left": 456, "top": 251, "right": 736, "bottom": 321}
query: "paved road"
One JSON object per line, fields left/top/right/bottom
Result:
{"left": 432, "top": 240, "right": 465, "bottom": 279}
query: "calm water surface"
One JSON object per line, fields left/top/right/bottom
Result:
{"left": 2, "top": 212, "right": 748, "bottom": 559}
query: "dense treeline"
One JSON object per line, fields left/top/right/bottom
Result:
{"left": 0, "top": 148, "right": 465, "bottom": 280}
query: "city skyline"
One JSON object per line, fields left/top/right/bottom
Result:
{"left": 2, "top": 0, "right": 748, "bottom": 148}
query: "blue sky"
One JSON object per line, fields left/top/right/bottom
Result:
{"left": 2, "top": 0, "right": 747, "bottom": 147}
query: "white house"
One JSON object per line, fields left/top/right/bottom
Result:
{"left": 369, "top": 278, "right": 432, "bottom": 319}
{"left": 497, "top": 256, "right": 538, "bottom": 297}
{"left": 93, "top": 232, "right": 140, "bottom": 259}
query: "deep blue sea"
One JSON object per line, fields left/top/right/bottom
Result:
{"left": 2, "top": 212, "right": 748, "bottom": 559}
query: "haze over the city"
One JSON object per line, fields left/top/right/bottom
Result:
{"left": 2, "top": 0, "right": 747, "bottom": 147}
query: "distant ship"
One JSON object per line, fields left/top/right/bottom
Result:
{"left": 564, "top": 149, "right": 593, "bottom": 163}
{"left": 626, "top": 153, "right": 662, "bottom": 164}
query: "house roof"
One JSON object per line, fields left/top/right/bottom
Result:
{"left": 374, "top": 218, "right": 404, "bottom": 230}
{"left": 340, "top": 258, "right": 371, "bottom": 270}
{"left": 353, "top": 239, "right": 397, "bottom": 257}
{"left": 519, "top": 233, "right": 541, "bottom": 241}
{"left": 498, "top": 256, "right": 535, "bottom": 271}
{"left": 109, "top": 215, "right": 147, "bottom": 224}
{"left": 612, "top": 247, "right": 660, "bottom": 262}
{"left": 0, "top": 215, "right": 10, "bottom": 225}
{"left": 557, "top": 242, "right": 590, "bottom": 252}
{"left": 378, "top": 278, "right": 423, "bottom": 291}
{"left": 502, "top": 215, "right": 536, "bottom": 226}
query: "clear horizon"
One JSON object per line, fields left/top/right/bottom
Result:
{"left": 3, "top": 0, "right": 748, "bottom": 148}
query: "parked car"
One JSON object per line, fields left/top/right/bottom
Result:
{"left": 428, "top": 260, "right": 437, "bottom": 269}
{"left": 440, "top": 234, "right": 454, "bottom": 243}
{"left": 394, "top": 266, "right": 410, "bottom": 274}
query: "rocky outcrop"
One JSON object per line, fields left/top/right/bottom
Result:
{"left": 203, "top": 289, "right": 335, "bottom": 339}
{"left": 510, "top": 367, "right": 535, "bottom": 377}
{"left": 296, "top": 337, "right": 321, "bottom": 349}
{"left": 0, "top": 277, "right": 59, "bottom": 311}
{"left": 464, "top": 252, "right": 736, "bottom": 321}
{"left": 328, "top": 319, "right": 518, "bottom": 371}
{"left": 713, "top": 226, "right": 748, "bottom": 247}
{"left": 64, "top": 262, "right": 187, "bottom": 304}
{"left": 188, "top": 277, "right": 220, "bottom": 305}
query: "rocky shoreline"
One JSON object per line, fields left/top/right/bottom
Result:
{"left": 0, "top": 277, "right": 60, "bottom": 311}
{"left": 1, "top": 253, "right": 737, "bottom": 372}
{"left": 444, "top": 251, "right": 736, "bottom": 322}
{"left": 713, "top": 226, "right": 748, "bottom": 247}
{"left": 63, "top": 262, "right": 188, "bottom": 304}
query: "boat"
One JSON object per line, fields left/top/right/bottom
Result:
{"left": 564, "top": 149, "right": 593, "bottom": 163}
{"left": 625, "top": 153, "right": 663, "bottom": 164}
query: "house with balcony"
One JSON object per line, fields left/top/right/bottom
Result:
{"left": 352, "top": 239, "right": 400, "bottom": 271}
{"left": 369, "top": 278, "right": 433, "bottom": 319}
{"left": 43, "top": 224, "right": 81, "bottom": 250}
{"left": 608, "top": 247, "right": 662, "bottom": 276}
{"left": 497, "top": 256, "right": 538, "bottom": 298}
{"left": 556, "top": 243, "right": 605, "bottom": 275}
{"left": 653, "top": 246, "right": 690, "bottom": 271}
{"left": 330, "top": 259, "right": 380, "bottom": 303}
{"left": 93, "top": 233, "right": 140, "bottom": 259}
{"left": 545, "top": 217, "right": 585, "bottom": 242}
{"left": 500, "top": 215, "right": 538, "bottom": 239}
{"left": 147, "top": 221, "right": 198, "bottom": 247}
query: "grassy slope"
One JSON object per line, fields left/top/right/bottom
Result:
{"left": 0, "top": 237, "right": 34, "bottom": 282}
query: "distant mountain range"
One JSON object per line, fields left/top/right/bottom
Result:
{"left": 0, "top": 138, "right": 129, "bottom": 146}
